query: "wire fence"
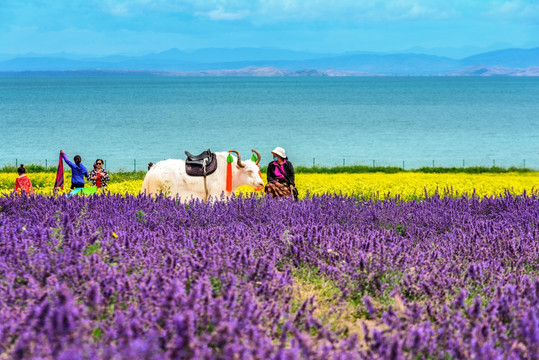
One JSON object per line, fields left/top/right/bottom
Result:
{"left": 0, "top": 159, "right": 162, "bottom": 172}
{"left": 1, "top": 156, "right": 537, "bottom": 172}
{"left": 297, "top": 157, "right": 534, "bottom": 170}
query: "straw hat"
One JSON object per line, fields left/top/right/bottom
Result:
{"left": 271, "top": 147, "right": 286, "bottom": 159}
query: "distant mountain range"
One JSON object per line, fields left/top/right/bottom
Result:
{"left": 1, "top": 47, "right": 538, "bottom": 76}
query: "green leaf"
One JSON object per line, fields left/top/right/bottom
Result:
{"left": 92, "top": 327, "right": 103, "bottom": 340}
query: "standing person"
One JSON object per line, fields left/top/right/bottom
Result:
{"left": 60, "top": 150, "right": 89, "bottom": 189}
{"left": 265, "top": 146, "right": 298, "bottom": 199}
{"left": 89, "top": 159, "right": 110, "bottom": 188}
{"left": 14, "top": 164, "right": 34, "bottom": 195}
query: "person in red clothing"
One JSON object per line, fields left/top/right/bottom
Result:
{"left": 14, "top": 164, "right": 34, "bottom": 195}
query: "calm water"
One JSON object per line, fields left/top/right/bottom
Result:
{"left": 1, "top": 76, "right": 538, "bottom": 170}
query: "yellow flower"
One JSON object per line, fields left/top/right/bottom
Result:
{"left": 1, "top": 172, "right": 537, "bottom": 199}
{"left": 238, "top": 172, "right": 538, "bottom": 200}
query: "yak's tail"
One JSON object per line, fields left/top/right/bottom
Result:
{"left": 141, "top": 162, "right": 155, "bottom": 195}
{"left": 141, "top": 172, "right": 151, "bottom": 196}
{"left": 141, "top": 177, "right": 148, "bottom": 195}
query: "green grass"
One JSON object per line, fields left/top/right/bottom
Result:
{"left": 0, "top": 163, "right": 57, "bottom": 173}
{"left": 108, "top": 171, "right": 149, "bottom": 181}
{"left": 1, "top": 163, "right": 535, "bottom": 177}
{"left": 264, "top": 164, "right": 535, "bottom": 174}
{"left": 411, "top": 165, "right": 533, "bottom": 174}
{"left": 291, "top": 164, "right": 404, "bottom": 174}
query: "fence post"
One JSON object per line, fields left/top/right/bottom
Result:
{"left": 493, "top": 159, "right": 495, "bottom": 167}
{"left": 463, "top": 160, "right": 465, "bottom": 167}
{"left": 313, "top": 158, "right": 315, "bottom": 166}
{"left": 523, "top": 159, "right": 526, "bottom": 168}
{"left": 343, "top": 158, "right": 345, "bottom": 166}
{"left": 134, "top": 159, "right": 136, "bottom": 172}
{"left": 402, "top": 160, "right": 405, "bottom": 170}
{"left": 432, "top": 160, "right": 435, "bottom": 167}
{"left": 16, "top": 159, "right": 18, "bottom": 167}
{"left": 45, "top": 159, "right": 47, "bottom": 170}
{"left": 372, "top": 160, "right": 375, "bottom": 168}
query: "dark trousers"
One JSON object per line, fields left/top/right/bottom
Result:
{"left": 71, "top": 183, "right": 84, "bottom": 189}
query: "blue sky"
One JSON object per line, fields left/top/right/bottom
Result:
{"left": 1, "top": 0, "right": 538, "bottom": 57}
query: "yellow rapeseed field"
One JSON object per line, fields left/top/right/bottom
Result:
{"left": 294, "top": 173, "right": 539, "bottom": 200}
{"left": 1, "top": 172, "right": 537, "bottom": 200}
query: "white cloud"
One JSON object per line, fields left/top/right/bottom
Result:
{"left": 98, "top": 0, "right": 189, "bottom": 16}
{"left": 107, "top": 2, "right": 131, "bottom": 16}
{"left": 97, "top": 0, "right": 460, "bottom": 22}
{"left": 202, "top": 7, "right": 250, "bottom": 21}
{"left": 205, "top": 10, "right": 247, "bottom": 21}
{"left": 485, "top": 0, "right": 539, "bottom": 20}
{"left": 253, "top": 0, "right": 453, "bottom": 22}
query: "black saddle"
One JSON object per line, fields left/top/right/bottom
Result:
{"left": 185, "top": 149, "right": 218, "bottom": 177}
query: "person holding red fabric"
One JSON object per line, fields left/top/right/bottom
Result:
{"left": 14, "top": 164, "right": 34, "bottom": 195}
{"left": 89, "top": 159, "right": 110, "bottom": 188}
{"left": 60, "top": 150, "right": 89, "bottom": 189}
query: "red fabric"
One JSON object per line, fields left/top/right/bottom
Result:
{"left": 96, "top": 170, "right": 101, "bottom": 188}
{"left": 54, "top": 152, "right": 64, "bottom": 189}
{"left": 15, "top": 176, "right": 34, "bottom": 194}
{"left": 226, "top": 161, "right": 232, "bottom": 192}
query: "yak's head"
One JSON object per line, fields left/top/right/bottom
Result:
{"left": 229, "top": 149, "right": 264, "bottom": 190}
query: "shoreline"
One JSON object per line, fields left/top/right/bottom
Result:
{"left": 0, "top": 164, "right": 536, "bottom": 179}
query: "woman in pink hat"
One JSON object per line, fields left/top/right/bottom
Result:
{"left": 265, "top": 146, "right": 298, "bottom": 199}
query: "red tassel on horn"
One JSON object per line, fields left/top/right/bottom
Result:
{"left": 226, "top": 152, "right": 233, "bottom": 192}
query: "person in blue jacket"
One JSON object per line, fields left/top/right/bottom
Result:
{"left": 60, "top": 150, "right": 89, "bottom": 189}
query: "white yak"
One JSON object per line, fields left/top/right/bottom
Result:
{"left": 142, "top": 150, "right": 264, "bottom": 201}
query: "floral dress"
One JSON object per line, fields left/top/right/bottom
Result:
{"left": 15, "top": 175, "right": 34, "bottom": 194}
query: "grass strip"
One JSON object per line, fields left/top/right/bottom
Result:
{"left": 1, "top": 164, "right": 535, "bottom": 178}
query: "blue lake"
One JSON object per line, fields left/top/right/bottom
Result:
{"left": 1, "top": 76, "right": 538, "bottom": 170}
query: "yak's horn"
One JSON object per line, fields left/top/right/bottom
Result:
{"left": 251, "top": 149, "right": 261, "bottom": 165}
{"left": 228, "top": 150, "right": 244, "bottom": 168}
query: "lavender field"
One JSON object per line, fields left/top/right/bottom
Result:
{"left": 0, "top": 193, "right": 538, "bottom": 359}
